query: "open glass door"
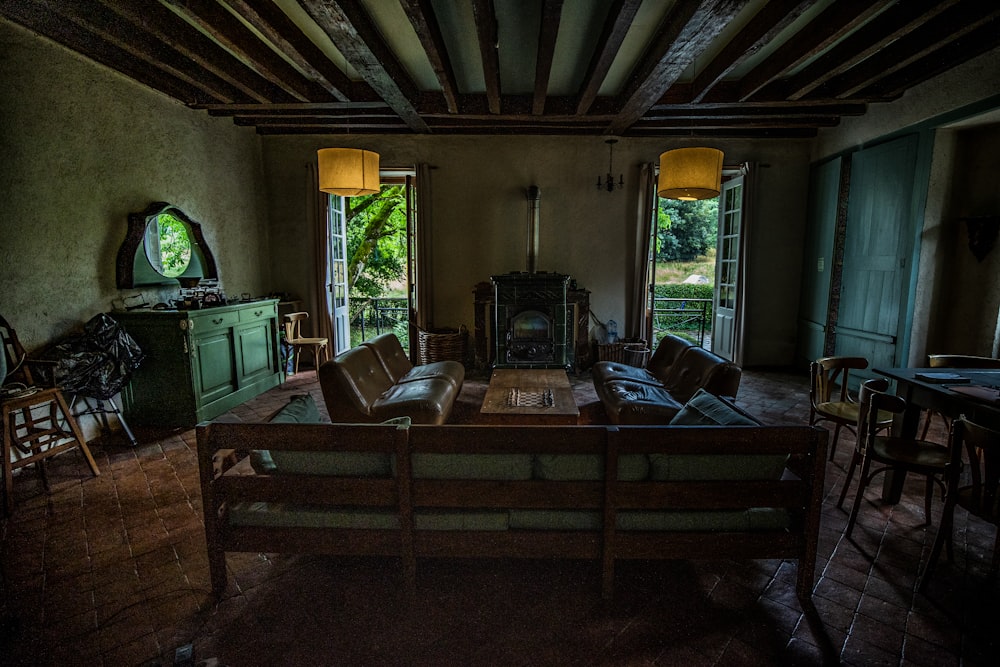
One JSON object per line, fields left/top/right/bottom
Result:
{"left": 712, "top": 173, "right": 744, "bottom": 361}
{"left": 327, "top": 195, "right": 350, "bottom": 355}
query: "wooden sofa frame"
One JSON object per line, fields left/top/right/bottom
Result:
{"left": 198, "top": 422, "right": 827, "bottom": 601}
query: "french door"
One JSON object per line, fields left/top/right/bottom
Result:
{"left": 327, "top": 196, "right": 350, "bottom": 354}
{"left": 712, "top": 173, "right": 744, "bottom": 362}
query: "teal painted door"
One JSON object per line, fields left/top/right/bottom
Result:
{"left": 834, "top": 134, "right": 920, "bottom": 372}
{"left": 192, "top": 329, "right": 237, "bottom": 406}
{"left": 712, "top": 175, "right": 743, "bottom": 361}
{"left": 236, "top": 321, "right": 276, "bottom": 384}
{"left": 796, "top": 157, "right": 842, "bottom": 368}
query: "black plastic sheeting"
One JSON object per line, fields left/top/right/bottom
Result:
{"left": 38, "top": 313, "right": 144, "bottom": 399}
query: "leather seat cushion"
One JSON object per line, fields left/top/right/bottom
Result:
{"left": 597, "top": 380, "right": 685, "bottom": 424}
{"left": 591, "top": 360, "right": 664, "bottom": 387}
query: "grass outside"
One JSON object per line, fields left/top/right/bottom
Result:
{"left": 654, "top": 248, "right": 716, "bottom": 285}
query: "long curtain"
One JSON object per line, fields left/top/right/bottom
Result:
{"left": 732, "top": 161, "right": 755, "bottom": 367}
{"left": 413, "top": 163, "right": 433, "bottom": 331}
{"left": 627, "top": 162, "right": 656, "bottom": 340}
{"left": 307, "top": 162, "right": 334, "bottom": 346}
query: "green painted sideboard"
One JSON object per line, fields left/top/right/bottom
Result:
{"left": 113, "top": 299, "right": 282, "bottom": 427}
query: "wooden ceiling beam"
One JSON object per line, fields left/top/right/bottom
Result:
{"left": 690, "top": 0, "right": 818, "bottom": 104}
{"left": 95, "top": 0, "right": 292, "bottom": 104}
{"left": 400, "top": 0, "right": 460, "bottom": 114}
{"left": 471, "top": 0, "right": 502, "bottom": 114}
{"left": 737, "top": 0, "right": 891, "bottom": 102}
{"left": 532, "top": 0, "right": 564, "bottom": 116}
{"left": 778, "top": 0, "right": 963, "bottom": 101}
{"left": 224, "top": 0, "right": 361, "bottom": 102}
{"left": 0, "top": 0, "right": 215, "bottom": 104}
{"left": 161, "top": 0, "right": 333, "bottom": 103}
{"left": 575, "top": 0, "right": 643, "bottom": 115}
{"left": 819, "top": 2, "right": 1000, "bottom": 100}
{"left": 607, "top": 0, "right": 747, "bottom": 135}
{"left": 299, "top": 0, "right": 428, "bottom": 132}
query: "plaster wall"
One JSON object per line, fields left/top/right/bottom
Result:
{"left": 262, "top": 136, "right": 811, "bottom": 367}
{"left": 0, "top": 20, "right": 271, "bottom": 352}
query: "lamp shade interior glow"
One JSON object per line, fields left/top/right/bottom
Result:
{"left": 317, "top": 148, "right": 380, "bottom": 196}
{"left": 657, "top": 148, "right": 724, "bottom": 201}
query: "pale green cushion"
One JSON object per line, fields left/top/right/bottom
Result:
{"left": 649, "top": 389, "right": 786, "bottom": 480}
{"left": 508, "top": 510, "right": 602, "bottom": 531}
{"left": 251, "top": 396, "right": 404, "bottom": 477}
{"left": 532, "top": 454, "right": 649, "bottom": 481}
{"left": 406, "top": 454, "right": 534, "bottom": 480}
{"left": 507, "top": 508, "right": 790, "bottom": 531}
{"left": 228, "top": 503, "right": 508, "bottom": 531}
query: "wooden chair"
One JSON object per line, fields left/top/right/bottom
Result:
{"left": 809, "top": 356, "right": 892, "bottom": 461}
{"left": 920, "top": 354, "right": 1000, "bottom": 439}
{"left": 919, "top": 417, "right": 1000, "bottom": 590}
{"left": 838, "top": 378, "right": 949, "bottom": 539}
{"left": 283, "top": 312, "right": 329, "bottom": 375}
{"left": 1, "top": 314, "right": 100, "bottom": 515}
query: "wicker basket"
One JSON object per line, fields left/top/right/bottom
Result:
{"left": 417, "top": 325, "right": 468, "bottom": 365}
{"left": 596, "top": 338, "right": 646, "bottom": 364}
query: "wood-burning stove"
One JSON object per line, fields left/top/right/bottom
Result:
{"left": 492, "top": 272, "right": 570, "bottom": 369}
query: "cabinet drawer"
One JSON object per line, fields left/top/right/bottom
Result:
{"left": 189, "top": 310, "right": 240, "bottom": 333}
{"left": 239, "top": 301, "right": 277, "bottom": 323}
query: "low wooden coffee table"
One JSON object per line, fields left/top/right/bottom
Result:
{"left": 480, "top": 368, "right": 579, "bottom": 425}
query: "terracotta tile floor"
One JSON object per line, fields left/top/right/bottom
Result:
{"left": 2, "top": 368, "right": 999, "bottom": 666}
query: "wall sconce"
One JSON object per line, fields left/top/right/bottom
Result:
{"left": 597, "top": 139, "right": 624, "bottom": 192}
{"left": 317, "top": 148, "right": 380, "bottom": 196}
{"left": 963, "top": 216, "right": 1000, "bottom": 262}
{"left": 657, "top": 147, "right": 724, "bottom": 200}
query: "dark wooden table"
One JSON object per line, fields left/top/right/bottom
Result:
{"left": 480, "top": 368, "right": 579, "bottom": 425}
{"left": 874, "top": 367, "right": 1000, "bottom": 502}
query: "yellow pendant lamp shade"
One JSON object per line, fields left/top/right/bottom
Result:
{"left": 317, "top": 148, "right": 380, "bottom": 196}
{"left": 657, "top": 148, "right": 724, "bottom": 201}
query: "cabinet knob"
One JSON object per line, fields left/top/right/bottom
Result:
{"left": 254, "top": 310, "right": 263, "bottom": 317}
{"left": 213, "top": 318, "right": 224, "bottom": 325}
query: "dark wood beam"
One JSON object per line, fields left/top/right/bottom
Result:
{"left": 643, "top": 103, "right": 866, "bottom": 119}
{"left": 820, "top": 1, "right": 1000, "bottom": 100}
{"left": 855, "top": 15, "right": 1000, "bottom": 100}
{"left": 737, "top": 0, "right": 891, "bottom": 101}
{"left": 42, "top": 0, "right": 248, "bottom": 104}
{"left": 225, "top": 0, "right": 360, "bottom": 102}
{"left": 607, "top": 0, "right": 747, "bottom": 136}
{"left": 299, "top": 0, "right": 429, "bottom": 132}
{"left": 575, "top": 0, "right": 643, "bottom": 115}
{"left": 195, "top": 102, "right": 392, "bottom": 114}
{"left": 161, "top": 0, "right": 333, "bottom": 103}
{"left": 689, "top": 0, "right": 818, "bottom": 104}
{"left": 779, "top": 0, "right": 963, "bottom": 101}
{"left": 532, "top": 0, "right": 564, "bottom": 115}
{"left": 0, "top": 0, "right": 214, "bottom": 104}
{"left": 400, "top": 0, "right": 460, "bottom": 114}
{"left": 471, "top": 0, "right": 501, "bottom": 114}
{"left": 96, "top": 0, "right": 293, "bottom": 104}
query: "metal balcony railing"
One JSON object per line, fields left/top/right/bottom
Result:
{"left": 650, "top": 297, "right": 711, "bottom": 348}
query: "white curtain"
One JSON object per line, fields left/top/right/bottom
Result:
{"left": 414, "top": 163, "right": 434, "bottom": 331}
{"left": 627, "top": 162, "right": 656, "bottom": 340}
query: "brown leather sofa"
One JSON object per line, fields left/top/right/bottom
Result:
{"left": 318, "top": 333, "right": 464, "bottom": 425}
{"left": 593, "top": 334, "right": 742, "bottom": 424}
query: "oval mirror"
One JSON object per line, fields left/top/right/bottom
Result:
{"left": 116, "top": 202, "right": 219, "bottom": 289}
{"left": 144, "top": 212, "right": 192, "bottom": 277}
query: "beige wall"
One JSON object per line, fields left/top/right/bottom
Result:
{"left": 262, "top": 136, "right": 812, "bottom": 366}
{"left": 0, "top": 20, "right": 272, "bottom": 351}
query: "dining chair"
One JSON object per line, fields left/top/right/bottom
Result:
{"left": 809, "top": 356, "right": 892, "bottom": 461}
{"left": 283, "top": 312, "right": 329, "bottom": 376}
{"left": 838, "top": 378, "right": 949, "bottom": 539}
{"left": 919, "top": 417, "right": 1000, "bottom": 591}
{"left": 1, "top": 314, "right": 100, "bottom": 515}
{"left": 919, "top": 354, "right": 1000, "bottom": 440}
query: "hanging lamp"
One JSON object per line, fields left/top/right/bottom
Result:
{"left": 657, "top": 147, "right": 724, "bottom": 201}
{"left": 317, "top": 148, "right": 380, "bottom": 196}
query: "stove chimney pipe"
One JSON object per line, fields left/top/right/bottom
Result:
{"left": 527, "top": 185, "right": 540, "bottom": 273}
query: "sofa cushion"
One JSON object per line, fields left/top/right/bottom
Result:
{"left": 507, "top": 508, "right": 790, "bottom": 531}
{"left": 596, "top": 380, "right": 685, "bottom": 424}
{"left": 229, "top": 503, "right": 509, "bottom": 531}
{"left": 406, "top": 454, "right": 534, "bottom": 480}
{"left": 362, "top": 333, "right": 413, "bottom": 384}
{"left": 250, "top": 395, "right": 403, "bottom": 477}
{"left": 319, "top": 345, "right": 396, "bottom": 421}
{"left": 370, "top": 377, "right": 458, "bottom": 425}
{"left": 591, "top": 361, "right": 664, "bottom": 388}
{"left": 645, "top": 334, "right": 693, "bottom": 384}
{"left": 532, "top": 454, "right": 649, "bottom": 481}
{"left": 648, "top": 390, "right": 786, "bottom": 481}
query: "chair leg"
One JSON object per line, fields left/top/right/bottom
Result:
{"left": 55, "top": 392, "right": 99, "bottom": 477}
{"left": 919, "top": 502, "right": 954, "bottom": 592}
{"left": 294, "top": 345, "right": 302, "bottom": 375}
{"left": 923, "top": 475, "right": 934, "bottom": 526}
{"left": 837, "top": 450, "right": 860, "bottom": 510}
{"left": 991, "top": 528, "right": 1000, "bottom": 574}
{"left": 2, "top": 408, "right": 14, "bottom": 516}
{"left": 828, "top": 423, "right": 843, "bottom": 462}
{"left": 845, "top": 458, "right": 873, "bottom": 540}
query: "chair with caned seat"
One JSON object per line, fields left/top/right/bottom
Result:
{"left": 919, "top": 417, "right": 1000, "bottom": 590}
{"left": 809, "top": 356, "right": 892, "bottom": 462}
{"left": 283, "top": 312, "right": 329, "bottom": 376}
{"left": 839, "top": 378, "right": 949, "bottom": 540}
{"left": 1, "top": 314, "right": 100, "bottom": 515}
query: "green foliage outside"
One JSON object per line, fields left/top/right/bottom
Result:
{"left": 157, "top": 213, "right": 192, "bottom": 277}
{"left": 656, "top": 198, "right": 718, "bottom": 262}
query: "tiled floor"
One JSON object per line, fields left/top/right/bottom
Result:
{"left": 2, "top": 368, "right": 998, "bottom": 666}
